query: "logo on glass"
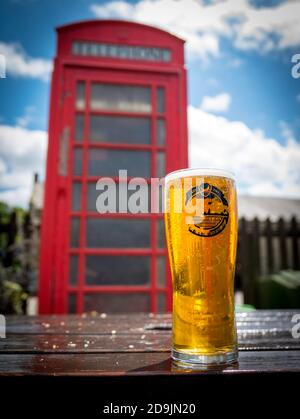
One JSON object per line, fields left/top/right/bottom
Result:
{"left": 186, "top": 183, "right": 229, "bottom": 237}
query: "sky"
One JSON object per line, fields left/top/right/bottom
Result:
{"left": 0, "top": 0, "right": 300, "bottom": 207}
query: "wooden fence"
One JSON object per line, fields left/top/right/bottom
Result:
{"left": 237, "top": 217, "right": 300, "bottom": 305}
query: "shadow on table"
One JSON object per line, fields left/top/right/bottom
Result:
{"left": 128, "top": 357, "right": 240, "bottom": 373}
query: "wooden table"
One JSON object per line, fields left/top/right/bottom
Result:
{"left": 1, "top": 310, "right": 300, "bottom": 415}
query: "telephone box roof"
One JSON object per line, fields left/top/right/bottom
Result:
{"left": 56, "top": 19, "right": 185, "bottom": 43}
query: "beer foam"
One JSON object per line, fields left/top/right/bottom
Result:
{"left": 164, "top": 168, "right": 235, "bottom": 182}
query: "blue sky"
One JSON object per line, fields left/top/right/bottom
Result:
{"left": 0, "top": 0, "right": 300, "bottom": 206}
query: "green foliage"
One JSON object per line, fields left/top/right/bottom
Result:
{"left": 256, "top": 270, "right": 300, "bottom": 309}
{"left": 0, "top": 201, "right": 10, "bottom": 214}
{"left": 0, "top": 202, "right": 10, "bottom": 248}
{"left": 0, "top": 201, "right": 29, "bottom": 314}
{"left": 0, "top": 266, "right": 28, "bottom": 314}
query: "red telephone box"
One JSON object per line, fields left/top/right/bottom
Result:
{"left": 39, "top": 20, "right": 188, "bottom": 314}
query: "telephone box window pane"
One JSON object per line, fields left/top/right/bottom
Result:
{"left": 76, "top": 82, "right": 85, "bottom": 110}
{"left": 157, "top": 293, "right": 166, "bottom": 312}
{"left": 84, "top": 293, "right": 150, "bottom": 313}
{"left": 157, "top": 257, "right": 166, "bottom": 287}
{"left": 85, "top": 255, "right": 150, "bottom": 285}
{"left": 157, "top": 219, "right": 166, "bottom": 248}
{"left": 90, "top": 115, "right": 150, "bottom": 144}
{"left": 151, "top": 183, "right": 164, "bottom": 214}
{"left": 91, "top": 83, "right": 151, "bottom": 113}
{"left": 86, "top": 218, "right": 150, "bottom": 248}
{"left": 87, "top": 183, "right": 98, "bottom": 212}
{"left": 75, "top": 114, "right": 84, "bottom": 142}
{"left": 157, "top": 152, "right": 165, "bottom": 178}
{"left": 157, "top": 87, "right": 165, "bottom": 113}
{"left": 72, "top": 182, "right": 81, "bottom": 211}
{"left": 69, "top": 255, "right": 78, "bottom": 286}
{"left": 157, "top": 119, "right": 166, "bottom": 145}
{"left": 88, "top": 149, "right": 150, "bottom": 178}
{"left": 68, "top": 294, "right": 77, "bottom": 313}
{"left": 90, "top": 43, "right": 99, "bottom": 56}
{"left": 70, "top": 218, "right": 80, "bottom": 248}
{"left": 73, "top": 149, "right": 82, "bottom": 176}
{"left": 87, "top": 182, "right": 151, "bottom": 213}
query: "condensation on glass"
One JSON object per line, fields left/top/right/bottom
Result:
{"left": 90, "top": 115, "right": 150, "bottom": 144}
{"left": 86, "top": 218, "right": 151, "bottom": 248}
{"left": 88, "top": 149, "right": 151, "bottom": 178}
{"left": 85, "top": 255, "right": 151, "bottom": 285}
{"left": 91, "top": 83, "right": 151, "bottom": 113}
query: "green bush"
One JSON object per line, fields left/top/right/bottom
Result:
{"left": 0, "top": 266, "right": 28, "bottom": 314}
{"left": 256, "top": 270, "right": 300, "bottom": 309}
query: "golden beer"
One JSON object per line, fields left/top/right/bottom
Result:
{"left": 164, "top": 168, "right": 238, "bottom": 366}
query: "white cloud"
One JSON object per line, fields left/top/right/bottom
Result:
{"left": 188, "top": 106, "right": 300, "bottom": 198}
{"left": 0, "top": 124, "right": 47, "bottom": 207}
{"left": 0, "top": 187, "right": 36, "bottom": 209}
{"left": 200, "top": 92, "right": 231, "bottom": 113}
{"left": 206, "top": 77, "right": 219, "bottom": 87}
{"left": 91, "top": 0, "right": 300, "bottom": 61}
{"left": 279, "top": 120, "right": 295, "bottom": 143}
{"left": 0, "top": 42, "right": 52, "bottom": 81}
{"left": 15, "top": 105, "right": 37, "bottom": 128}
{"left": 228, "top": 58, "right": 243, "bottom": 68}
{"left": 92, "top": 0, "right": 221, "bottom": 60}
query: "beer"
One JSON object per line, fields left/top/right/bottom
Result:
{"left": 164, "top": 168, "right": 238, "bottom": 367}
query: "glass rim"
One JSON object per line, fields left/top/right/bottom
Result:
{"left": 164, "top": 167, "right": 235, "bottom": 182}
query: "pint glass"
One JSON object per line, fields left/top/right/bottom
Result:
{"left": 164, "top": 168, "right": 238, "bottom": 367}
